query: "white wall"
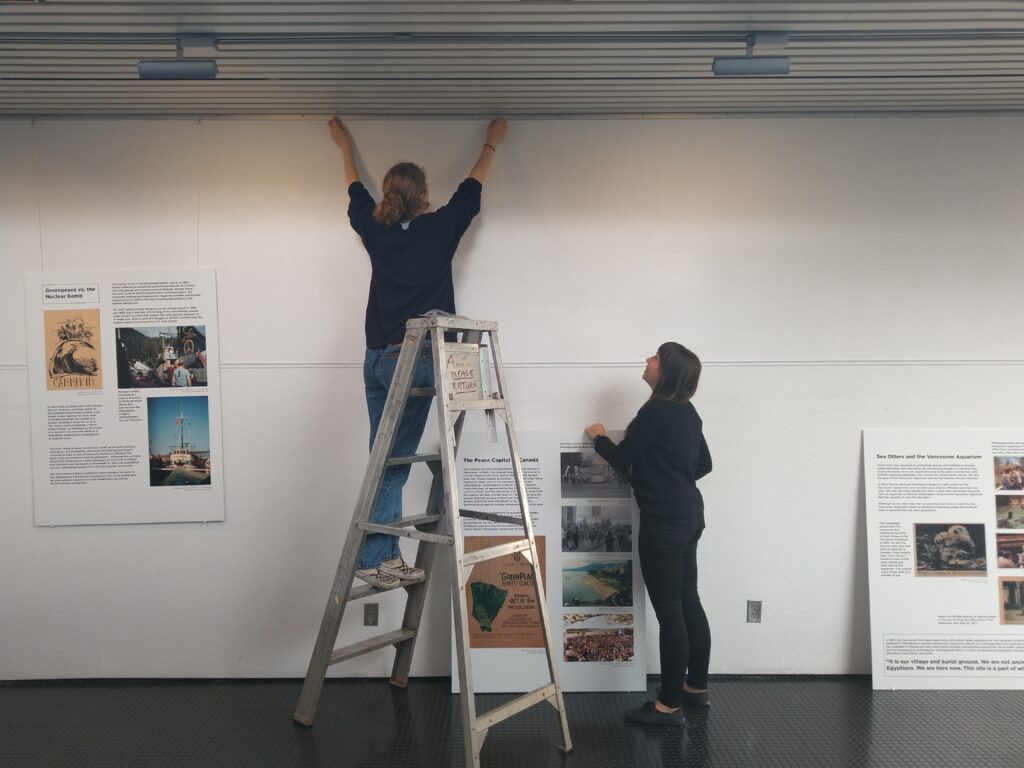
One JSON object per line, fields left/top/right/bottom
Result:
{"left": 1, "top": 116, "right": 1022, "bottom": 680}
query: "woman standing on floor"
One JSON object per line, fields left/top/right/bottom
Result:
{"left": 329, "top": 115, "right": 509, "bottom": 590}
{"left": 584, "top": 342, "right": 712, "bottom": 726}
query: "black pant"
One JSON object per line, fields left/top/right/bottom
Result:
{"left": 638, "top": 511, "right": 711, "bottom": 708}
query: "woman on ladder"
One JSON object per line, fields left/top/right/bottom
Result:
{"left": 328, "top": 115, "right": 509, "bottom": 589}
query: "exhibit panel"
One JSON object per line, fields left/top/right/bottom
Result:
{"left": 24, "top": 269, "right": 225, "bottom": 526}
{"left": 865, "top": 429, "right": 1024, "bottom": 690}
{"left": 453, "top": 430, "right": 646, "bottom": 693}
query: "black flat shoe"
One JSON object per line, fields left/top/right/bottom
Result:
{"left": 680, "top": 689, "right": 710, "bottom": 708}
{"left": 625, "top": 701, "right": 685, "bottom": 726}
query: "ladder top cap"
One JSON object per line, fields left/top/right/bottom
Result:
{"left": 406, "top": 316, "right": 498, "bottom": 332}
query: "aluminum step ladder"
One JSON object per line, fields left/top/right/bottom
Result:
{"left": 293, "top": 315, "right": 572, "bottom": 768}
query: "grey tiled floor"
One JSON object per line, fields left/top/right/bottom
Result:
{"left": 1, "top": 676, "right": 1022, "bottom": 767}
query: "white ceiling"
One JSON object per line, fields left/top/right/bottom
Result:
{"left": 2, "top": 1, "right": 1023, "bottom": 117}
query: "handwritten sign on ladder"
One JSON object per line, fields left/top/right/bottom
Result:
{"left": 445, "top": 343, "right": 482, "bottom": 401}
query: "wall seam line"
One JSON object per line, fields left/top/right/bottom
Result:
{"left": 195, "top": 119, "right": 201, "bottom": 270}
{"left": 3, "top": 360, "right": 1024, "bottom": 373}
{"left": 32, "top": 118, "right": 43, "bottom": 271}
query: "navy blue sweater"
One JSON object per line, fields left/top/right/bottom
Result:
{"left": 348, "top": 178, "right": 482, "bottom": 348}
{"left": 594, "top": 399, "right": 712, "bottom": 519}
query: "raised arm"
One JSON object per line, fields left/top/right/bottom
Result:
{"left": 327, "top": 116, "right": 360, "bottom": 186}
{"left": 468, "top": 118, "right": 509, "bottom": 184}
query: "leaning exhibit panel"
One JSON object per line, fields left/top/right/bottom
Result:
{"left": 864, "top": 428, "right": 1024, "bottom": 690}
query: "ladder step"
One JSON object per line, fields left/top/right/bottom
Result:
{"left": 447, "top": 398, "right": 505, "bottom": 412}
{"left": 348, "top": 574, "right": 426, "bottom": 601}
{"left": 329, "top": 628, "right": 416, "bottom": 666}
{"left": 386, "top": 453, "right": 441, "bottom": 467}
{"left": 462, "top": 538, "right": 532, "bottom": 567}
{"left": 408, "top": 387, "right": 436, "bottom": 397}
{"left": 406, "top": 317, "right": 498, "bottom": 332}
{"left": 371, "top": 512, "right": 442, "bottom": 529}
{"left": 357, "top": 521, "right": 453, "bottom": 545}
{"left": 475, "top": 684, "right": 558, "bottom": 733}
{"left": 459, "top": 508, "right": 525, "bottom": 528}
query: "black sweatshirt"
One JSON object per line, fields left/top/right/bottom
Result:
{"left": 347, "top": 178, "right": 482, "bottom": 348}
{"left": 594, "top": 399, "right": 712, "bottom": 519}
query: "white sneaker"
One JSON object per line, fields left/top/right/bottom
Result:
{"left": 355, "top": 567, "right": 401, "bottom": 590}
{"left": 379, "top": 557, "right": 425, "bottom": 581}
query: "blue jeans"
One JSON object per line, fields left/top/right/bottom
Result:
{"left": 358, "top": 342, "right": 435, "bottom": 569}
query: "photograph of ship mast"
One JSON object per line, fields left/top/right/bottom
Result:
{"left": 146, "top": 396, "right": 211, "bottom": 486}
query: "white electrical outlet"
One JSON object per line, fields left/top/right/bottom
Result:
{"left": 747, "top": 600, "right": 762, "bottom": 623}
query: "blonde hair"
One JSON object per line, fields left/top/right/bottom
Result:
{"left": 374, "top": 162, "right": 428, "bottom": 227}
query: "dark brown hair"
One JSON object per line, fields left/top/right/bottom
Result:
{"left": 649, "top": 342, "right": 701, "bottom": 403}
{"left": 373, "top": 162, "right": 428, "bottom": 227}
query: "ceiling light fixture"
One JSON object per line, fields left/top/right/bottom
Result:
{"left": 138, "top": 35, "right": 219, "bottom": 80}
{"left": 712, "top": 33, "right": 789, "bottom": 77}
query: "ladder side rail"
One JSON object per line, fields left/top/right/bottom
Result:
{"left": 485, "top": 331, "right": 536, "bottom": 543}
{"left": 293, "top": 510, "right": 375, "bottom": 725}
{"left": 502, "top": 411, "right": 573, "bottom": 753}
{"left": 388, "top": 470, "right": 443, "bottom": 688}
{"left": 393, "top": 326, "right": 482, "bottom": 686}
{"left": 293, "top": 331, "right": 428, "bottom": 726}
{"left": 487, "top": 330, "right": 574, "bottom": 756}
{"left": 390, "top": 409, "right": 468, "bottom": 687}
{"left": 432, "top": 326, "right": 484, "bottom": 768}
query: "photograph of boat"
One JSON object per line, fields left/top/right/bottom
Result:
{"left": 146, "top": 396, "right": 211, "bottom": 487}
{"left": 116, "top": 325, "right": 208, "bottom": 389}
